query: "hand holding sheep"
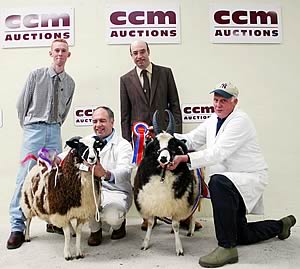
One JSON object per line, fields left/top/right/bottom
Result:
{"left": 166, "top": 155, "right": 189, "bottom": 170}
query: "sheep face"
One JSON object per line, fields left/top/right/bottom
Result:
{"left": 66, "top": 136, "right": 106, "bottom": 165}
{"left": 145, "top": 132, "right": 188, "bottom": 166}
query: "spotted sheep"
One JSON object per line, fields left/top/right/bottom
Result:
{"left": 21, "top": 136, "right": 106, "bottom": 260}
{"left": 134, "top": 110, "right": 198, "bottom": 256}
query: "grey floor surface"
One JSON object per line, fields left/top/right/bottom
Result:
{"left": 1, "top": 217, "right": 299, "bottom": 269}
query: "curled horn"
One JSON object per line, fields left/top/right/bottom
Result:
{"left": 165, "top": 109, "right": 175, "bottom": 135}
{"left": 152, "top": 110, "right": 161, "bottom": 135}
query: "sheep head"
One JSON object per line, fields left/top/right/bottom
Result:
{"left": 66, "top": 136, "right": 106, "bottom": 165}
{"left": 145, "top": 110, "right": 187, "bottom": 166}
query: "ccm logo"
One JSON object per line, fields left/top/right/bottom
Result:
{"left": 214, "top": 10, "right": 278, "bottom": 25}
{"left": 75, "top": 109, "right": 94, "bottom": 117}
{"left": 5, "top": 13, "right": 70, "bottom": 29}
{"left": 183, "top": 106, "right": 214, "bottom": 114}
{"left": 110, "top": 10, "right": 176, "bottom": 25}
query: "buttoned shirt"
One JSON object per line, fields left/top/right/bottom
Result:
{"left": 17, "top": 67, "right": 75, "bottom": 127}
{"left": 136, "top": 63, "right": 152, "bottom": 88}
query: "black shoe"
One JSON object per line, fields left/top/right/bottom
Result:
{"left": 46, "top": 223, "right": 64, "bottom": 235}
{"left": 111, "top": 220, "right": 126, "bottom": 240}
{"left": 7, "top": 231, "right": 25, "bottom": 250}
{"left": 278, "top": 215, "right": 296, "bottom": 240}
{"left": 88, "top": 229, "right": 102, "bottom": 246}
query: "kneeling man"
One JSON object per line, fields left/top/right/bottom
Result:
{"left": 85, "top": 106, "right": 133, "bottom": 245}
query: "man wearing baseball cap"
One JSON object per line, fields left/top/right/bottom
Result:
{"left": 167, "top": 82, "right": 296, "bottom": 267}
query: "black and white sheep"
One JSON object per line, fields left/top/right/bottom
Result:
{"left": 134, "top": 110, "right": 198, "bottom": 256}
{"left": 21, "top": 136, "right": 106, "bottom": 260}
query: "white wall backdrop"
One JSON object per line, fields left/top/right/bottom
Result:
{"left": 0, "top": 0, "right": 299, "bottom": 223}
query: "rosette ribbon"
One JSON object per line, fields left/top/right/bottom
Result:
{"left": 37, "top": 148, "right": 58, "bottom": 172}
{"left": 132, "top": 122, "right": 149, "bottom": 165}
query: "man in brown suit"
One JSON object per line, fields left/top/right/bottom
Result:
{"left": 120, "top": 40, "right": 182, "bottom": 142}
{"left": 120, "top": 40, "right": 202, "bottom": 231}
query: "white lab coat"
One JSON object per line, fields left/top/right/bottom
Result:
{"left": 175, "top": 108, "right": 268, "bottom": 214}
{"left": 91, "top": 132, "right": 133, "bottom": 211}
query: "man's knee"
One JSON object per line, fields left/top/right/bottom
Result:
{"left": 209, "top": 174, "right": 227, "bottom": 190}
{"left": 102, "top": 204, "right": 126, "bottom": 229}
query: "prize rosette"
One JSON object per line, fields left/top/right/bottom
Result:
{"left": 21, "top": 147, "right": 58, "bottom": 172}
{"left": 132, "top": 122, "right": 149, "bottom": 165}
{"left": 38, "top": 148, "right": 58, "bottom": 172}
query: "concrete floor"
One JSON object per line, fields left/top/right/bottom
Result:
{"left": 1, "top": 217, "right": 299, "bottom": 269}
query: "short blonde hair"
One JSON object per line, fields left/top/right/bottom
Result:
{"left": 51, "top": 39, "right": 69, "bottom": 49}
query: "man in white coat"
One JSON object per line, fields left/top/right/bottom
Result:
{"left": 85, "top": 106, "right": 133, "bottom": 246}
{"left": 167, "top": 82, "right": 296, "bottom": 267}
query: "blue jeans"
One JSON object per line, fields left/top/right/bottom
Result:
{"left": 9, "top": 122, "right": 62, "bottom": 232}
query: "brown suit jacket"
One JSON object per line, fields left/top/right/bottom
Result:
{"left": 120, "top": 63, "right": 182, "bottom": 142}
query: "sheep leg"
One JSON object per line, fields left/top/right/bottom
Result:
{"left": 141, "top": 216, "right": 155, "bottom": 250}
{"left": 24, "top": 217, "right": 32, "bottom": 242}
{"left": 69, "top": 220, "right": 76, "bottom": 237}
{"left": 172, "top": 220, "right": 184, "bottom": 256}
{"left": 75, "top": 221, "right": 84, "bottom": 259}
{"left": 62, "top": 225, "right": 73, "bottom": 261}
{"left": 187, "top": 215, "right": 195, "bottom": 237}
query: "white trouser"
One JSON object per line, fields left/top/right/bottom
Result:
{"left": 89, "top": 189, "right": 128, "bottom": 232}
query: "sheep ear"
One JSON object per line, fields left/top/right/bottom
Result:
{"left": 144, "top": 139, "right": 155, "bottom": 156}
{"left": 66, "top": 137, "right": 81, "bottom": 149}
{"left": 177, "top": 139, "right": 188, "bottom": 154}
{"left": 93, "top": 136, "right": 107, "bottom": 149}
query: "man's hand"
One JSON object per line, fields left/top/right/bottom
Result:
{"left": 146, "top": 126, "right": 155, "bottom": 140}
{"left": 167, "top": 155, "right": 189, "bottom": 170}
{"left": 84, "top": 160, "right": 106, "bottom": 179}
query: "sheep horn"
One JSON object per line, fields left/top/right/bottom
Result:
{"left": 152, "top": 110, "right": 161, "bottom": 135}
{"left": 165, "top": 109, "right": 175, "bottom": 135}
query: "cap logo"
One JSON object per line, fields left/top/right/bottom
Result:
{"left": 220, "top": 83, "right": 228, "bottom": 89}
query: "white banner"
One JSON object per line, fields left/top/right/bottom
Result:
{"left": 0, "top": 7, "right": 74, "bottom": 48}
{"left": 209, "top": 4, "right": 282, "bottom": 43}
{"left": 74, "top": 106, "right": 98, "bottom": 127}
{"left": 105, "top": 2, "right": 181, "bottom": 44}
{"left": 182, "top": 104, "right": 214, "bottom": 123}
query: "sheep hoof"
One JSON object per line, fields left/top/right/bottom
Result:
{"left": 76, "top": 254, "right": 84, "bottom": 259}
{"left": 25, "top": 239, "right": 31, "bottom": 242}
{"left": 141, "top": 240, "right": 150, "bottom": 250}
{"left": 141, "top": 245, "right": 149, "bottom": 251}
{"left": 65, "top": 256, "right": 74, "bottom": 261}
{"left": 187, "top": 232, "right": 192, "bottom": 237}
{"left": 177, "top": 250, "right": 184, "bottom": 256}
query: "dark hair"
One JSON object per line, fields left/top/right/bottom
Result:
{"left": 93, "top": 106, "right": 114, "bottom": 120}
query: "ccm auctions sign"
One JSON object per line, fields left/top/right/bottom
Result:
{"left": 182, "top": 104, "right": 214, "bottom": 123}
{"left": 209, "top": 4, "right": 282, "bottom": 43}
{"left": 74, "top": 106, "right": 97, "bottom": 127}
{"left": 105, "top": 3, "right": 180, "bottom": 44}
{"left": 0, "top": 7, "right": 74, "bottom": 48}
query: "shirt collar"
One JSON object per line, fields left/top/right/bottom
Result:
{"left": 136, "top": 63, "right": 152, "bottom": 77}
{"left": 49, "top": 66, "right": 65, "bottom": 80}
{"left": 103, "top": 128, "right": 115, "bottom": 143}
